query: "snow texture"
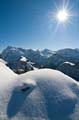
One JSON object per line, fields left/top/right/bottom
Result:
{"left": 0, "top": 59, "right": 7, "bottom": 65}
{"left": 0, "top": 61, "right": 79, "bottom": 120}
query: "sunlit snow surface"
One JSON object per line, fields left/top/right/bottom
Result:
{"left": 0, "top": 61, "right": 79, "bottom": 120}
{"left": 20, "top": 56, "right": 27, "bottom": 62}
{"left": 64, "top": 61, "right": 75, "bottom": 66}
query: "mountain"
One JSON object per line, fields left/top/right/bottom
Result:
{"left": 57, "top": 61, "right": 79, "bottom": 81}
{"left": 24, "top": 49, "right": 48, "bottom": 67}
{"left": 56, "top": 48, "right": 79, "bottom": 63}
{"left": 2, "top": 46, "right": 48, "bottom": 68}
{"left": 2, "top": 46, "right": 26, "bottom": 62}
{"left": 2, "top": 47, "right": 79, "bottom": 66}
{"left": 0, "top": 61, "right": 79, "bottom": 120}
{"left": 41, "top": 48, "right": 54, "bottom": 57}
{"left": 1, "top": 46, "right": 79, "bottom": 81}
{"left": 47, "top": 53, "right": 66, "bottom": 69}
{"left": 7, "top": 56, "right": 34, "bottom": 74}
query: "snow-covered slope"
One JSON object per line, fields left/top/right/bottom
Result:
{"left": 0, "top": 58, "right": 7, "bottom": 65}
{"left": 0, "top": 60, "right": 17, "bottom": 89}
{"left": 0, "top": 62, "right": 79, "bottom": 120}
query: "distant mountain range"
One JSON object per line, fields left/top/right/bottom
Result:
{"left": 1, "top": 46, "right": 79, "bottom": 81}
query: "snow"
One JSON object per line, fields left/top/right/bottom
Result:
{"left": 20, "top": 56, "right": 27, "bottom": 62}
{"left": 27, "top": 61, "right": 35, "bottom": 65}
{"left": 0, "top": 61, "right": 17, "bottom": 89}
{"left": 6, "top": 47, "right": 24, "bottom": 55}
{"left": 64, "top": 61, "right": 75, "bottom": 66}
{"left": 0, "top": 62, "right": 79, "bottom": 120}
{"left": 0, "top": 59, "right": 7, "bottom": 64}
{"left": 10, "top": 47, "right": 18, "bottom": 51}
{"left": 33, "top": 67, "right": 38, "bottom": 70}
{"left": 41, "top": 48, "right": 55, "bottom": 57}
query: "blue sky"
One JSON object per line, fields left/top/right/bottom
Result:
{"left": 0, "top": 0, "right": 79, "bottom": 51}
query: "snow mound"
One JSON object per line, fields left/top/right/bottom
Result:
{"left": 0, "top": 61, "right": 17, "bottom": 89}
{"left": 0, "top": 65, "right": 79, "bottom": 120}
{"left": 0, "top": 59, "right": 7, "bottom": 64}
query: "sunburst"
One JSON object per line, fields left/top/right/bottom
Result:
{"left": 49, "top": 1, "right": 74, "bottom": 30}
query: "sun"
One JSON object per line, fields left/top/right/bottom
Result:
{"left": 57, "top": 9, "right": 68, "bottom": 22}
{"left": 49, "top": 1, "right": 74, "bottom": 30}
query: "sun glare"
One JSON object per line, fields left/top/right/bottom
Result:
{"left": 49, "top": 0, "right": 74, "bottom": 30}
{"left": 57, "top": 9, "right": 68, "bottom": 22}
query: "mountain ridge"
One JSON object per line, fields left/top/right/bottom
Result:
{"left": 1, "top": 46, "right": 79, "bottom": 81}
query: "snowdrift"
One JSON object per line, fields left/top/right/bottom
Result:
{"left": 0, "top": 60, "right": 17, "bottom": 89}
{"left": 0, "top": 61, "right": 79, "bottom": 120}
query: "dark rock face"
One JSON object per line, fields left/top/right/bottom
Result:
{"left": 57, "top": 62, "right": 79, "bottom": 81}
{"left": 7, "top": 57, "right": 34, "bottom": 74}
{"left": 47, "top": 54, "right": 66, "bottom": 69}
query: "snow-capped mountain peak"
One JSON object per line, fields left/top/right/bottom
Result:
{"left": 41, "top": 48, "right": 54, "bottom": 57}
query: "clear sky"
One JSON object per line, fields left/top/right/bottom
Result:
{"left": 0, "top": 0, "right": 79, "bottom": 51}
